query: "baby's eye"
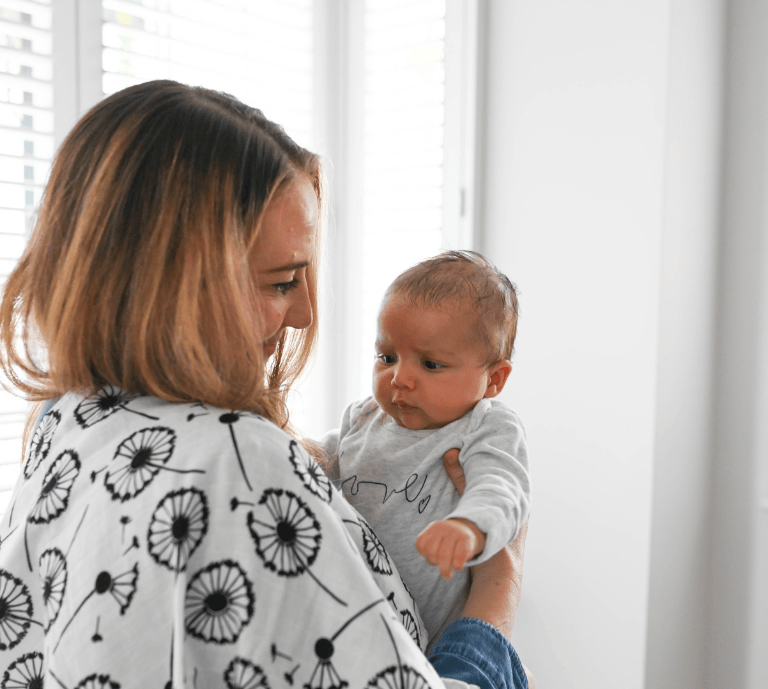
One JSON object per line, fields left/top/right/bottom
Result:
{"left": 377, "top": 354, "right": 397, "bottom": 365}
{"left": 273, "top": 278, "right": 299, "bottom": 295}
{"left": 424, "top": 360, "right": 443, "bottom": 370}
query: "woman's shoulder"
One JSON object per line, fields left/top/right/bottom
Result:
{"left": 42, "top": 387, "right": 302, "bottom": 484}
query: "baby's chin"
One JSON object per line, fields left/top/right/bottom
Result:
{"left": 387, "top": 401, "right": 481, "bottom": 430}
{"left": 388, "top": 407, "right": 446, "bottom": 431}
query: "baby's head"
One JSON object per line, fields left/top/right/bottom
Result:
{"left": 373, "top": 251, "right": 519, "bottom": 430}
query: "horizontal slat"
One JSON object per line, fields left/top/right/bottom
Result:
{"left": 0, "top": 96, "right": 54, "bottom": 115}
{"left": 366, "top": 21, "right": 444, "bottom": 51}
{"left": 0, "top": 178, "right": 45, "bottom": 189}
{"left": 0, "top": 72, "right": 53, "bottom": 91}
{"left": 0, "top": 19, "right": 52, "bottom": 42}
{"left": 367, "top": 0, "right": 443, "bottom": 14}
{"left": 103, "top": 0, "right": 312, "bottom": 32}
{"left": 0, "top": 0, "right": 51, "bottom": 14}
{"left": 103, "top": 13, "right": 313, "bottom": 52}
{"left": 0, "top": 117, "right": 53, "bottom": 135}
{"left": 102, "top": 45, "right": 312, "bottom": 84}
{"left": 103, "top": 24, "right": 312, "bottom": 68}
{"left": 0, "top": 151, "right": 52, "bottom": 163}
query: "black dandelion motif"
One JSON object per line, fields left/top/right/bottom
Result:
{"left": 288, "top": 442, "right": 332, "bottom": 503}
{"left": 24, "top": 410, "right": 61, "bottom": 479}
{"left": 28, "top": 450, "right": 80, "bottom": 524}
{"left": 398, "top": 575, "right": 415, "bottom": 607}
{"left": 54, "top": 564, "right": 139, "bottom": 652}
{"left": 0, "top": 571, "right": 34, "bottom": 651}
{"left": 359, "top": 521, "right": 392, "bottom": 576}
{"left": 104, "top": 427, "right": 201, "bottom": 502}
{"left": 399, "top": 611, "right": 420, "bottom": 649}
{"left": 224, "top": 658, "right": 270, "bottom": 689}
{"left": 366, "top": 667, "right": 429, "bottom": 689}
{"left": 97, "top": 564, "right": 139, "bottom": 614}
{"left": 39, "top": 548, "right": 67, "bottom": 632}
{"left": 74, "top": 385, "right": 157, "bottom": 428}
{"left": 218, "top": 412, "right": 256, "bottom": 491}
{"left": 1, "top": 651, "right": 43, "bottom": 689}
{"left": 248, "top": 490, "right": 321, "bottom": 576}
{"left": 304, "top": 638, "right": 348, "bottom": 689}
{"left": 148, "top": 487, "right": 209, "bottom": 573}
{"left": 186, "top": 402, "right": 210, "bottom": 422}
{"left": 73, "top": 673, "right": 120, "bottom": 689}
{"left": 25, "top": 451, "right": 80, "bottom": 570}
{"left": 185, "top": 560, "right": 254, "bottom": 644}
{"left": 248, "top": 490, "right": 346, "bottom": 606}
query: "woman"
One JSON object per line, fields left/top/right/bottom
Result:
{"left": 0, "top": 81, "right": 529, "bottom": 689}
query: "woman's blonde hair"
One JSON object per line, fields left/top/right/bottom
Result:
{"left": 1, "top": 80, "right": 323, "bottom": 437}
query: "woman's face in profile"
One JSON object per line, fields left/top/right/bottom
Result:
{"left": 250, "top": 176, "right": 318, "bottom": 357}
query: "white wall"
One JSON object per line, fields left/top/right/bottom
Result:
{"left": 645, "top": 1, "right": 723, "bottom": 687}
{"left": 708, "top": 1, "right": 768, "bottom": 686}
{"left": 475, "top": 1, "right": 730, "bottom": 687}
{"left": 478, "top": 1, "right": 768, "bottom": 687}
{"left": 479, "top": 2, "right": 670, "bottom": 686}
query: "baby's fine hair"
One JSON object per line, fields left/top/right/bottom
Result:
{"left": 384, "top": 250, "right": 519, "bottom": 364}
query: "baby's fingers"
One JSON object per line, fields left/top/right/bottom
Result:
{"left": 450, "top": 538, "right": 473, "bottom": 573}
{"left": 435, "top": 539, "right": 456, "bottom": 580}
{"left": 415, "top": 526, "right": 441, "bottom": 563}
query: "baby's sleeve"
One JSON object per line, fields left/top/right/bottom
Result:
{"left": 312, "top": 400, "right": 359, "bottom": 481}
{"left": 445, "top": 403, "right": 531, "bottom": 562}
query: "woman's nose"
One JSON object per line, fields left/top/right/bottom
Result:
{"left": 285, "top": 281, "right": 313, "bottom": 330}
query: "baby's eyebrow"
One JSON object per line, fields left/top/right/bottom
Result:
{"left": 416, "top": 346, "right": 456, "bottom": 359}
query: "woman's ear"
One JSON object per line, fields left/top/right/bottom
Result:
{"left": 484, "top": 360, "right": 513, "bottom": 398}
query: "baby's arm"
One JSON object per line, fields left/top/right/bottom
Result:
{"left": 444, "top": 404, "right": 530, "bottom": 562}
{"left": 415, "top": 517, "right": 487, "bottom": 579}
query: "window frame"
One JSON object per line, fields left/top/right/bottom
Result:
{"left": 302, "top": 0, "right": 482, "bottom": 436}
{"left": 5, "top": 0, "right": 483, "bottom": 445}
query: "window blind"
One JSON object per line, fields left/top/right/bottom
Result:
{"left": 0, "top": 0, "right": 53, "bottom": 514}
{"left": 101, "top": 0, "right": 315, "bottom": 149}
{"left": 355, "top": 0, "right": 447, "bottom": 395}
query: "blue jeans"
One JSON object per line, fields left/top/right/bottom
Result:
{"left": 429, "top": 618, "right": 528, "bottom": 689}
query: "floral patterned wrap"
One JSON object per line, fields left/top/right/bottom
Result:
{"left": 0, "top": 388, "right": 436, "bottom": 689}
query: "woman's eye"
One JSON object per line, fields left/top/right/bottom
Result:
{"left": 424, "top": 360, "right": 443, "bottom": 370}
{"left": 274, "top": 278, "right": 299, "bottom": 295}
{"left": 377, "top": 354, "right": 396, "bottom": 365}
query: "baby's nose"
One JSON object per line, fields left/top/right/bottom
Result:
{"left": 392, "top": 365, "right": 415, "bottom": 389}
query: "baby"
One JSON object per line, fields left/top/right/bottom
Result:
{"left": 319, "top": 250, "right": 531, "bottom": 650}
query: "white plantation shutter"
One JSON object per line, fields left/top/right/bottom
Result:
{"left": 356, "top": 0, "right": 448, "bottom": 396}
{"left": 101, "top": 0, "right": 315, "bottom": 149}
{"left": 288, "top": 0, "right": 480, "bottom": 438}
{"left": 0, "top": 0, "right": 53, "bottom": 514}
{"left": 0, "top": 0, "right": 480, "bottom": 509}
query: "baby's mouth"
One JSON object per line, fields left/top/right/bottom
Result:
{"left": 395, "top": 401, "right": 416, "bottom": 412}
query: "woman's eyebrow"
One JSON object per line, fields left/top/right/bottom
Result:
{"left": 265, "top": 261, "right": 309, "bottom": 273}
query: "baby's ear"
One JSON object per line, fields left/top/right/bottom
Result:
{"left": 484, "top": 360, "right": 513, "bottom": 398}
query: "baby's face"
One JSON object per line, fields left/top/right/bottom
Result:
{"left": 373, "top": 297, "right": 492, "bottom": 430}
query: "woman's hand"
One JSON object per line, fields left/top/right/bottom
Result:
{"left": 442, "top": 448, "right": 528, "bottom": 638}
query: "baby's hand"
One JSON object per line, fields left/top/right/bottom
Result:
{"left": 415, "top": 518, "right": 487, "bottom": 579}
